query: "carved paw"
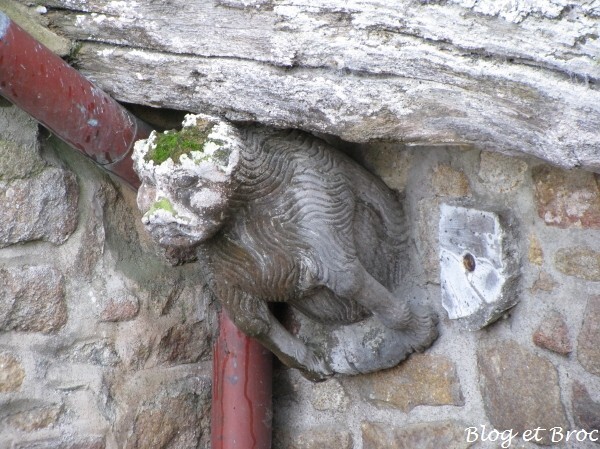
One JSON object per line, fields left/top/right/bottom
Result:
{"left": 300, "top": 350, "right": 334, "bottom": 382}
{"left": 406, "top": 307, "right": 439, "bottom": 353}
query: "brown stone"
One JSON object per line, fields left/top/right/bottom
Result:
{"left": 156, "top": 322, "right": 211, "bottom": 365}
{"left": 533, "top": 165, "right": 600, "bottom": 229}
{"left": 0, "top": 352, "right": 25, "bottom": 392}
{"left": 572, "top": 381, "right": 600, "bottom": 433}
{"left": 578, "top": 296, "right": 600, "bottom": 376}
{"left": 478, "top": 339, "right": 568, "bottom": 444}
{"left": 0, "top": 168, "right": 79, "bottom": 248}
{"left": 278, "top": 427, "right": 353, "bottom": 449}
{"left": 354, "top": 353, "right": 463, "bottom": 412}
{"left": 533, "top": 310, "right": 572, "bottom": 355}
{"left": 528, "top": 234, "right": 543, "bottom": 266}
{"left": 5, "top": 404, "right": 63, "bottom": 431}
{"left": 362, "top": 421, "right": 473, "bottom": 449}
{"left": 479, "top": 151, "right": 528, "bottom": 193}
{"left": 555, "top": 247, "right": 600, "bottom": 281}
{"left": 432, "top": 164, "right": 471, "bottom": 198}
{"left": 100, "top": 295, "right": 140, "bottom": 322}
{"left": 530, "top": 270, "right": 558, "bottom": 293}
{"left": 0, "top": 265, "right": 67, "bottom": 333}
{"left": 125, "top": 393, "right": 208, "bottom": 449}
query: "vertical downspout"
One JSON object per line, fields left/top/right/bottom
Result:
{"left": 0, "top": 11, "right": 272, "bottom": 448}
{"left": 212, "top": 310, "right": 273, "bottom": 449}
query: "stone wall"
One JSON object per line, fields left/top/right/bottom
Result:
{"left": 1, "top": 101, "right": 599, "bottom": 449}
{"left": 0, "top": 104, "right": 215, "bottom": 448}
{"left": 272, "top": 141, "right": 600, "bottom": 449}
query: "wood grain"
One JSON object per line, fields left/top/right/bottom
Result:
{"left": 35, "top": 0, "right": 600, "bottom": 170}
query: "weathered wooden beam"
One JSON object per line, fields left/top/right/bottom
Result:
{"left": 35, "top": 0, "right": 600, "bottom": 170}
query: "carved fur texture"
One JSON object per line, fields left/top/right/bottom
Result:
{"left": 134, "top": 115, "right": 437, "bottom": 380}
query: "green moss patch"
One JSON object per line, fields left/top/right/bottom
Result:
{"left": 145, "top": 122, "right": 215, "bottom": 164}
{"left": 146, "top": 197, "right": 176, "bottom": 216}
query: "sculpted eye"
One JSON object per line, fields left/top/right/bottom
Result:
{"left": 174, "top": 175, "right": 198, "bottom": 189}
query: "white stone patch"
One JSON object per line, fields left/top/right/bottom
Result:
{"left": 191, "top": 189, "right": 223, "bottom": 209}
{"left": 450, "top": 0, "right": 568, "bottom": 23}
{"left": 439, "top": 204, "right": 519, "bottom": 330}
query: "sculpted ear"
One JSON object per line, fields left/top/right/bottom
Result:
{"left": 136, "top": 182, "right": 157, "bottom": 213}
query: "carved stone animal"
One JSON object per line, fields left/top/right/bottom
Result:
{"left": 133, "top": 114, "right": 437, "bottom": 380}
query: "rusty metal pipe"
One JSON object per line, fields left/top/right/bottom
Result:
{"left": 212, "top": 310, "right": 272, "bottom": 449}
{"left": 0, "top": 11, "right": 272, "bottom": 448}
{"left": 0, "top": 10, "right": 151, "bottom": 188}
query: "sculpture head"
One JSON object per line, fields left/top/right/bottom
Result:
{"left": 132, "top": 114, "right": 241, "bottom": 249}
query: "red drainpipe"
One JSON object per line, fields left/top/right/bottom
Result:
{"left": 0, "top": 11, "right": 272, "bottom": 448}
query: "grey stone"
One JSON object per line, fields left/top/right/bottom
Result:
{"left": 532, "top": 310, "right": 572, "bottom": 355}
{"left": 0, "top": 105, "right": 45, "bottom": 181}
{"left": 310, "top": 378, "right": 349, "bottom": 412}
{"left": 578, "top": 296, "right": 600, "bottom": 376}
{"left": 0, "top": 138, "right": 46, "bottom": 181}
{"left": 71, "top": 182, "right": 113, "bottom": 278}
{"left": 352, "top": 353, "right": 464, "bottom": 412}
{"left": 362, "top": 420, "right": 473, "bottom": 449}
{"left": 0, "top": 168, "right": 79, "bottom": 247}
{"left": 276, "top": 427, "right": 353, "bottom": 449}
{"left": 478, "top": 339, "right": 569, "bottom": 445}
{"left": 555, "top": 248, "right": 600, "bottom": 282}
{"left": 13, "top": 437, "right": 106, "bottom": 449}
{"left": 479, "top": 151, "right": 528, "bottom": 193}
{"left": 439, "top": 205, "right": 520, "bottom": 330}
{"left": 0, "top": 265, "right": 67, "bottom": 333}
{"left": 348, "top": 142, "right": 413, "bottom": 192}
{"left": 572, "top": 381, "right": 600, "bottom": 434}
{"left": 417, "top": 198, "right": 442, "bottom": 284}
{"left": 0, "top": 352, "right": 25, "bottom": 392}
{"left": 62, "top": 339, "right": 121, "bottom": 366}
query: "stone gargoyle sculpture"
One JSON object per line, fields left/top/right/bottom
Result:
{"left": 133, "top": 114, "right": 437, "bottom": 381}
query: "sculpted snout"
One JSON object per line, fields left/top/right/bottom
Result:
{"left": 136, "top": 181, "right": 229, "bottom": 246}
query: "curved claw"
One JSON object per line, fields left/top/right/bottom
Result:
{"left": 300, "top": 351, "right": 334, "bottom": 382}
